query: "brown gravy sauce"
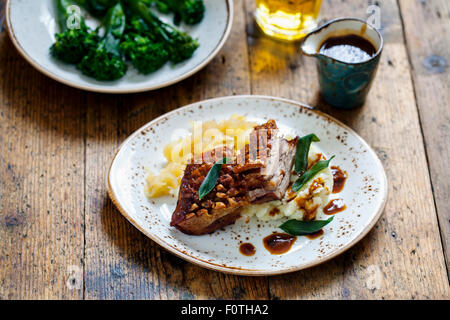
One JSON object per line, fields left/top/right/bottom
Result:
{"left": 331, "top": 166, "right": 347, "bottom": 193}
{"left": 323, "top": 198, "right": 347, "bottom": 215}
{"left": 239, "top": 243, "right": 256, "bottom": 256}
{"left": 263, "top": 233, "right": 297, "bottom": 255}
{"left": 306, "top": 229, "right": 324, "bottom": 240}
{"left": 319, "top": 34, "right": 377, "bottom": 63}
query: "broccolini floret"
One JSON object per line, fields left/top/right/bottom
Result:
{"left": 77, "top": 2, "right": 127, "bottom": 80}
{"left": 125, "top": 0, "right": 199, "bottom": 63}
{"left": 50, "top": 0, "right": 99, "bottom": 64}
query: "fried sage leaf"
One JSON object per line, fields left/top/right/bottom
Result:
{"left": 198, "top": 157, "right": 230, "bottom": 200}
{"left": 294, "top": 134, "right": 320, "bottom": 175}
{"left": 279, "top": 216, "right": 334, "bottom": 236}
{"left": 292, "top": 156, "right": 335, "bottom": 192}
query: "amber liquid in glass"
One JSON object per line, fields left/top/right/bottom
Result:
{"left": 255, "top": 0, "right": 322, "bottom": 41}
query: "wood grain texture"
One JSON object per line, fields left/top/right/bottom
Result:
{"left": 244, "top": 0, "right": 449, "bottom": 299}
{"left": 398, "top": 0, "right": 450, "bottom": 273}
{"left": 83, "top": 0, "right": 269, "bottom": 300}
{"left": 0, "top": 35, "right": 85, "bottom": 299}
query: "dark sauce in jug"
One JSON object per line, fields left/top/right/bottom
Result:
{"left": 319, "top": 34, "right": 377, "bottom": 63}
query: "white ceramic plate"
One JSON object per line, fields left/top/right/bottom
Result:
{"left": 107, "top": 95, "right": 388, "bottom": 275}
{"left": 6, "top": 0, "right": 232, "bottom": 93}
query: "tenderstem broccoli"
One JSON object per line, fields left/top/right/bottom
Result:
{"left": 77, "top": 2, "right": 128, "bottom": 80}
{"left": 152, "top": 0, "right": 205, "bottom": 25}
{"left": 125, "top": 0, "right": 199, "bottom": 63}
{"left": 50, "top": 0, "right": 99, "bottom": 64}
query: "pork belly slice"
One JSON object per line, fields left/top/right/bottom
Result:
{"left": 170, "top": 120, "right": 298, "bottom": 235}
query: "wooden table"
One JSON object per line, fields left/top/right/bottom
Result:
{"left": 0, "top": 0, "right": 449, "bottom": 300}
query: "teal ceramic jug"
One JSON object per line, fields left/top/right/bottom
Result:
{"left": 301, "top": 18, "right": 383, "bottom": 109}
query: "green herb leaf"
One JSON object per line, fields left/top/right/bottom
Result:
{"left": 279, "top": 216, "right": 334, "bottom": 236}
{"left": 292, "top": 156, "right": 335, "bottom": 192}
{"left": 198, "top": 157, "right": 231, "bottom": 200}
{"left": 294, "top": 134, "right": 320, "bottom": 175}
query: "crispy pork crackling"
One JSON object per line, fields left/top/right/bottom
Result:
{"left": 170, "top": 120, "right": 298, "bottom": 235}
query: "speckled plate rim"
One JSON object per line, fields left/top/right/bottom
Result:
{"left": 106, "top": 95, "right": 388, "bottom": 276}
{"left": 5, "top": 0, "right": 233, "bottom": 94}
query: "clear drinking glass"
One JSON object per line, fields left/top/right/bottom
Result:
{"left": 255, "top": 0, "right": 322, "bottom": 41}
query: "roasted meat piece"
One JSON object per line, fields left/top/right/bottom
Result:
{"left": 170, "top": 120, "right": 298, "bottom": 235}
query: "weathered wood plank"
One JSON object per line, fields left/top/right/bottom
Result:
{"left": 0, "top": 36, "right": 85, "bottom": 299}
{"left": 244, "top": 0, "right": 449, "bottom": 299}
{"left": 84, "top": 0, "right": 269, "bottom": 299}
{"left": 398, "top": 0, "right": 450, "bottom": 274}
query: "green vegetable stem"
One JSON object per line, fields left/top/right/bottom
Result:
{"left": 77, "top": 2, "right": 128, "bottom": 81}
{"left": 120, "top": 16, "right": 169, "bottom": 74}
{"left": 86, "top": 0, "right": 120, "bottom": 17}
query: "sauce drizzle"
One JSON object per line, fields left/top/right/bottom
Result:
{"left": 239, "top": 243, "right": 256, "bottom": 256}
{"left": 331, "top": 166, "right": 347, "bottom": 193}
{"left": 306, "top": 229, "right": 324, "bottom": 240}
{"left": 263, "top": 233, "right": 297, "bottom": 255}
{"left": 323, "top": 198, "right": 347, "bottom": 215}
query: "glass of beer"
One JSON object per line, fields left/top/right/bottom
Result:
{"left": 255, "top": 0, "right": 322, "bottom": 41}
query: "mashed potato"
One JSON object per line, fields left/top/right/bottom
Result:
{"left": 240, "top": 144, "right": 333, "bottom": 221}
{"left": 146, "top": 115, "right": 257, "bottom": 198}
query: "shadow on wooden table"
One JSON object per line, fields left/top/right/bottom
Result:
{"left": 0, "top": 37, "right": 89, "bottom": 140}
{"left": 311, "top": 92, "right": 366, "bottom": 130}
